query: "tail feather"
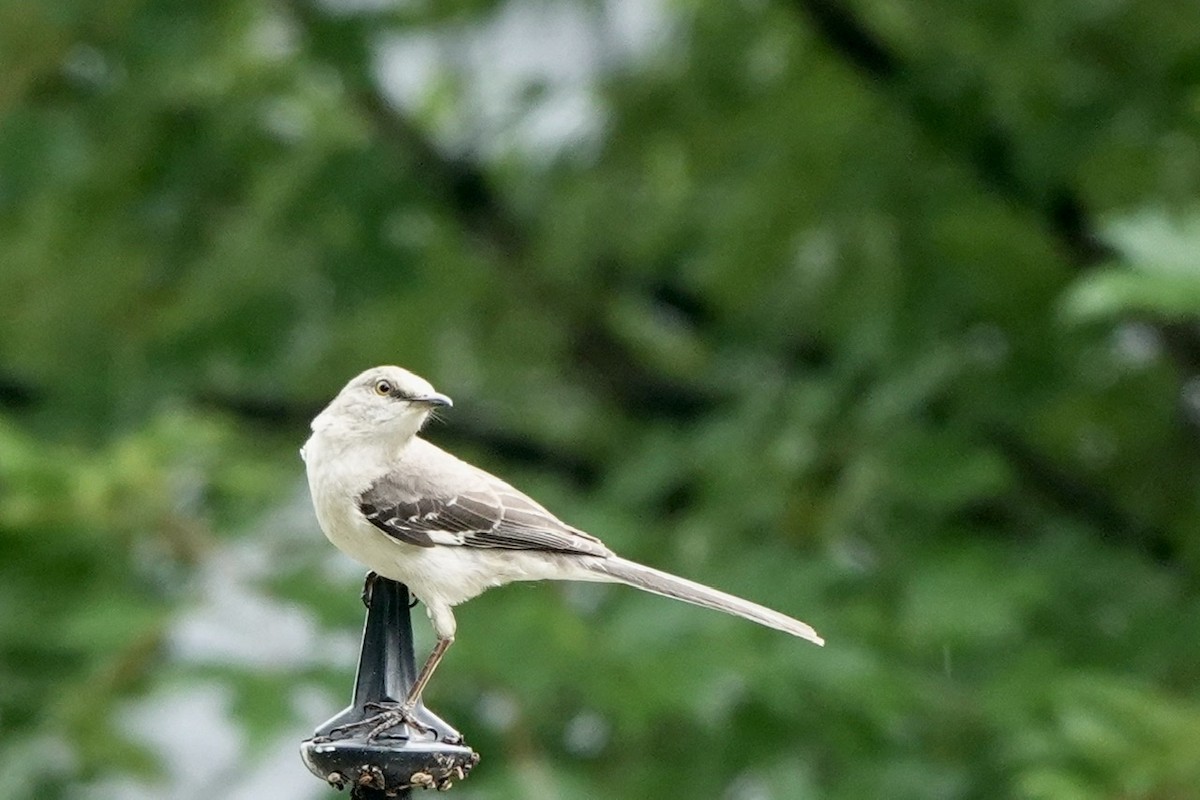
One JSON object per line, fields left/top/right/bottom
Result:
{"left": 587, "top": 556, "right": 824, "bottom": 646}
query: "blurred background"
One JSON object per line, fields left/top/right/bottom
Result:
{"left": 3, "top": 0, "right": 1200, "bottom": 797}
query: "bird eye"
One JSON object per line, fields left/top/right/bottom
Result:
{"left": 374, "top": 380, "right": 393, "bottom": 396}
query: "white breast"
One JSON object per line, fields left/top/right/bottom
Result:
{"left": 302, "top": 429, "right": 610, "bottom": 639}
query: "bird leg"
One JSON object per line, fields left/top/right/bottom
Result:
{"left": 403, "top": 635, "right": 453, "bottom": 712}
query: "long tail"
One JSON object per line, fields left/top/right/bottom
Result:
{"left": 585, "top": 556, "right": 824, "bottom": 646}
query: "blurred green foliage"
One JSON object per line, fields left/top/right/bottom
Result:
{"left": 2, "top": 0, "right": 1200, "bottom": 797}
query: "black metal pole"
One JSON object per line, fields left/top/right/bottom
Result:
{"left": 301, "top": 578, "right": 478, "bottom": 795}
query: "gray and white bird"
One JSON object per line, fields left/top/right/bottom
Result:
{"left": 302, "top": 365, "right": 823, "bottom": 741}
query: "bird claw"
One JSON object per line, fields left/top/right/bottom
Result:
{"left": 360, "top": 572, "right": 419, "bottom": 610}
{"left": 360, "top": 571, "right": 379, "bottom": 608}
{"left": 325, "top": 702, "right": 463, "bottom": 745}
{"left": 408, "top": 704, "right": 463, "bottom": 744}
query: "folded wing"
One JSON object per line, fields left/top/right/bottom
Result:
{"left": 358, "top": 475, "right": 611, "bottom": 558}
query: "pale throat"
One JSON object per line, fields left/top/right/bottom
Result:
{"left": 311, "top": 409, "right": 426, "bottom": 465}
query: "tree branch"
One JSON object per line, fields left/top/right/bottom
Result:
{"left": 288, "top": 1, "right": 720, "bottom": 419}
{"left": 790, "top": 0, "right": 1200, "bottom": 418}
{"left": 989, "top": 428, "right": 1177, "bottom": 565}
{"left": 792, "top": 0, "right": 1111, "bottom": 269}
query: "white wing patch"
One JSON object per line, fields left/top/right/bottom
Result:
{"left": 358, "top": 475, "right": 610, "bottom": 557}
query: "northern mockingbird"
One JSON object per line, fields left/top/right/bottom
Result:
{"left": 303, "top": 366, "right": 823, "bottom": 741}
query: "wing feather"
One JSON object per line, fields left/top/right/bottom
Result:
{"left": 358, "top": 475, "right": 610, "bottom": 557}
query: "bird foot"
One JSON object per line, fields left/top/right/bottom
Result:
{"left": 361, "top": 571, "right": 419, "bottom": 609}
{"left": 324, "top": 701, "right": 463, "bottom": 745}
{"left": 360, "top": 571, "right": 379, "bottom": 608}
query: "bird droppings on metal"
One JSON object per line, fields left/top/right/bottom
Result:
{"left": 357, "top": 765, "right": 385, "bottom": 790}
{"left": 312, "top": 751, "right": 479, "bottom": 793}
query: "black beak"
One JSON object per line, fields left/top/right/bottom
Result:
{"left": 412, "top": 392, "right": 453, "bottom": 408}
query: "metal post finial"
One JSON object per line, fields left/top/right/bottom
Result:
{"left": 300, "top": 577, "right": 479, "bottom": 795}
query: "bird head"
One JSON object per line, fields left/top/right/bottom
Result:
{"left": 311, "top": 365, "right": 453, "bottom": 442}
